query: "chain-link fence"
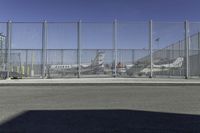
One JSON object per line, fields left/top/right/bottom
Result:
{"left": 0, "top": 21, "right": 200, "bottom": 79}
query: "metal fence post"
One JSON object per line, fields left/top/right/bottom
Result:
{"left": 172, "top": 44, "right": 175, "bottom": 59}
{"left": 77, "top": 20, "right": 81, "bottom": 78}
{"left": 113, "top": 19, "right": 117, "bottom": 77}
{"left": 6, "top": 20, "right": 12, "bottom": 79}
{"left": 25, "top": 49, "right": 28, "bottom": 77}
{"left": 179, "top": 40, "right": 181, "bottom": 57}
{"left": 0, "top": 33, "right": 5, "bottom": 70}
{"left": 185, "top": 20, "right": 189, "bottom": 79}
{"left": 132, "top": 49, "right": 135, "bottom": 64}
{"left": 198, "top": 32, "right": 200, "bottom": 76}
{"left": 149, "top": 20, "right": 153, "bottom": 78}
{"left": 61, "top": 49, "right": 64, "bottom": 65}
{"left": 42, "top": 20, "right": 47, "bottom": 79}
{"left": 198, "top": 32, "right": 200, "bottom": 52}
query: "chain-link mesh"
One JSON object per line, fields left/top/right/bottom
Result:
{"left": 0, "top": 21, "right": 200, "bottom": 79}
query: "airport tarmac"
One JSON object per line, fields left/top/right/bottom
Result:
{"left": 0, "top": 85, "right": 200, "bottom": 132}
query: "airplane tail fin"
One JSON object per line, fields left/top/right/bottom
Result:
{"left": 91, "top": 52, "right": 105, "bottom": 67}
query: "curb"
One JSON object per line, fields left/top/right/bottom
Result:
{"left": 0, "top": 82, "right": 200, "bottom": 86}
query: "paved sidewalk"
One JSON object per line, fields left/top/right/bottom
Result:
{"left": 0, "top": 78, "right": 200, "bottom": 86}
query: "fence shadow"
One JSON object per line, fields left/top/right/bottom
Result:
{"left": 0, "top": 110, "right": 200, "bottom": 133}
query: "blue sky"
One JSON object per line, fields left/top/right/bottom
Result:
{"left": 0, "top": 0, "right": 200, "bottom": 49}
{"left": 1, "top": 0, "right": 200, "bottom": 22}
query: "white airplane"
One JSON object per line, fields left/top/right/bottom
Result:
{"left": 47, "top": 52, "right": 105, "bottom": 76}
{"left": 140, "top": 57, "right": 184, "bottom": 74}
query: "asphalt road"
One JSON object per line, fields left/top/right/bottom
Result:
{"left": 0, "top": 85, "right": 200, "bottom": 132}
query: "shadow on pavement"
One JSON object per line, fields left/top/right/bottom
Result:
{"left": 0, "top": 110, "right": 200, "bottom": 133}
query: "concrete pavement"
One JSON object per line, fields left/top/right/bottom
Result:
{"left": 0, "top": 78, "right": 200, "bottom": 86}
{"left": 0, "top": 85, "right": 200, "bottom": 132}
